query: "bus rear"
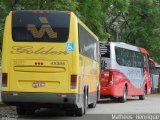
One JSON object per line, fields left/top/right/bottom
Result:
{"left": 2, "top": 10, "right": 81, "bottom": 114}
{"left": 99, "top": 42, "right": 113, "bottom": 94}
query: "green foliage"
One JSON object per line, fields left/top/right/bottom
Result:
{"left": 78, "top": 0, "right": 108, "bottom": 39}
{"left": 0, "top": 0, "right": 160, "bottom": 63}
{"left": 103, "top": 0, "right": 160, "bottom": 63}
{"left": 0, "top": 1, "right": 8, "bottom": 48}
{"left": 124, "top": 0, "right": 160, "bottom": 63}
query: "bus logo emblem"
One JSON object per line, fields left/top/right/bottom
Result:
{"left": 66, "top": 42, "right": 75, "bottom": 52}
{"left": 27, "top": 17, "right": 57, "bottom": 39}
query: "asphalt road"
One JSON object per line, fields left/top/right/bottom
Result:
{"left": 0, "top": 95, "right": 160, "bottom": 120}
{"left": 90, "top": 95, "right": 160, "bottom": 114}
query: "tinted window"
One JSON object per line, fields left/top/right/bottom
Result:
{"left": 100, "top": 43, "right": 110, "bottom": 58}
{"left": 115, "top": 47, "right": 145, "bottom": 68}
{"left": 12, "top": 11, "right": 70, "bottom": 42}
{"left": 78, "top": 24, "right": 98, "bottom": 61}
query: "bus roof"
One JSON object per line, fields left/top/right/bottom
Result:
{"left": 100, "top": 41, "right": 149, "bottom": 54}
{"left": 99, "top": 42, "right": 139, "bottom": 52}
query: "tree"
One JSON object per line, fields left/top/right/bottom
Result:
{"left": 123, "top": 0, "right": 160, "bottom": 62}
{"left": 0, "top": 0, "right": 160, "bottom": 63}
{"left": 78, "top": 0, "right": 108, "bottom": 39}
{"left": 101, "top": 0, "right": 129, "bottom": 41}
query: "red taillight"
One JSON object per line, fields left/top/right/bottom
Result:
{"left": 2, "top": 73, "right": 8, "bottom": 87}
{"left": 101, "top": 69, "right": 115, "bottom": 86}
{"left": 71, "top": 75, "right": 77, "bottom": 89}
{"left": 33, "top": 11, "right": 37, "bottom": 14}
{"left": 108, "top": 72, "right": 114, "bottom": 85}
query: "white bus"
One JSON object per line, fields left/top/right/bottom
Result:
{"left": 100, "top": 42, "right": 152, "bottom": 102}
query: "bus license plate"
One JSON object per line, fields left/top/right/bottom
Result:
{"left": 33, "top": 82, "right": 45, "bottom": 88}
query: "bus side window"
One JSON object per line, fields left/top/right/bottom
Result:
{"left": 115, "top": 47, "right": 123, "bottom": 65}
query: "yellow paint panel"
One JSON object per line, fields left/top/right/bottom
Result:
{"left": 18, "top": 80, "right": 60, "bottom": 90}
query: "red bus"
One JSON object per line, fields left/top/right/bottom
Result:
{"left": 100, "top": 42, "right": 154, "bottom": 102}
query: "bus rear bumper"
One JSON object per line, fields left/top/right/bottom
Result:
{"left": 1, "top": 92, "right": 82, "bottom": 108}
{"left": 100, "top": 86, "right": 115, "bottom": 97}
{"left": 100, "top": 85, "right": 123, "bottom": 98}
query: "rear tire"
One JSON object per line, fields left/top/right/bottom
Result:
{"left": 75, "top": 91, "right": 87, "bottom": 116}
{"left": 97, "top": 88, "right": 100, "bottom": 103}
{"left": 139, "top": 95, "right": 145, "bottom": 100}
{"left": 88, "top": 89, "right": 97, "bottom": 108}
{"left": 139, "top": 87, "right": 146, "bottom": 100}
{"left": 66, "top": 110, "right": 75, "bottom": 116}
{"left": 16, "top": 106, "right": 35, "bottom": 115}
{"left": 119, "top": 87, "right": 127, "bottom": 103}
{"left": 26, "top": 109, "right": 35, "bottom": 115}
{"left": 88, "top": 102, "right": 96, "bottom": 108}
{"left": 16, "top": 106, "right": 26, "bottom": 115}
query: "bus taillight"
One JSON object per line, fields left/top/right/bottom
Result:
{"left": 2, "top": 73, "right": 8, "bottom": 87}
{"left": 101, "top": 69, "right": 114, "bottom": 86}
{"left": 70, "top": 75, "right": 77, "bottom": 89}
{"left": 108, "top": 72, "right": 114, "bottom": 85}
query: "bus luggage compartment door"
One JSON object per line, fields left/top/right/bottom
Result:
{"left": 9, "top": 60, "right": 69, "bottom": 93}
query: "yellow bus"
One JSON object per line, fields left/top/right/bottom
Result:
{"left": 1, "top": 10, "right": 100, "bottom": 116}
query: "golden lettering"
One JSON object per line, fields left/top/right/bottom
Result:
{"left": 11, "top": 46, "right": 68, "bottom": 55}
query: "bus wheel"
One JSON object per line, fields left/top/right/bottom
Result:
{"left": 139, "top": 87, "right": 146, "bottom": 100}
{"left": 16, "top": 106, "right": 27, "bottom": 115}
{"left": 25, "top": 108, "right": 35, "bottom": 115}
{"left": 88, "top": 101, "right": 96, "bottom": 108}
{"left": 119, "top": 87, "right": 127, "bottom": 103}
{"left": 66, "top": 110, "right": 75, "bottom": 116}
{"left": 88, "top": 90, "right": 98, "bottom": 108}
{"left": 75, "top": 91, "right": 87, "bottom": 116}
{"left": 16, "top": 106, "right": 35, "bottom": 115}
{"left": 139, "top": 94, "right": 145, "bottom": 100}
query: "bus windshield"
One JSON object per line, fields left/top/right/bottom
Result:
{"left": 99, "top": 43, "right": 110, "bottom": 58}
{"left": 12, "top": 11, "right": 70, "bottom": 42}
